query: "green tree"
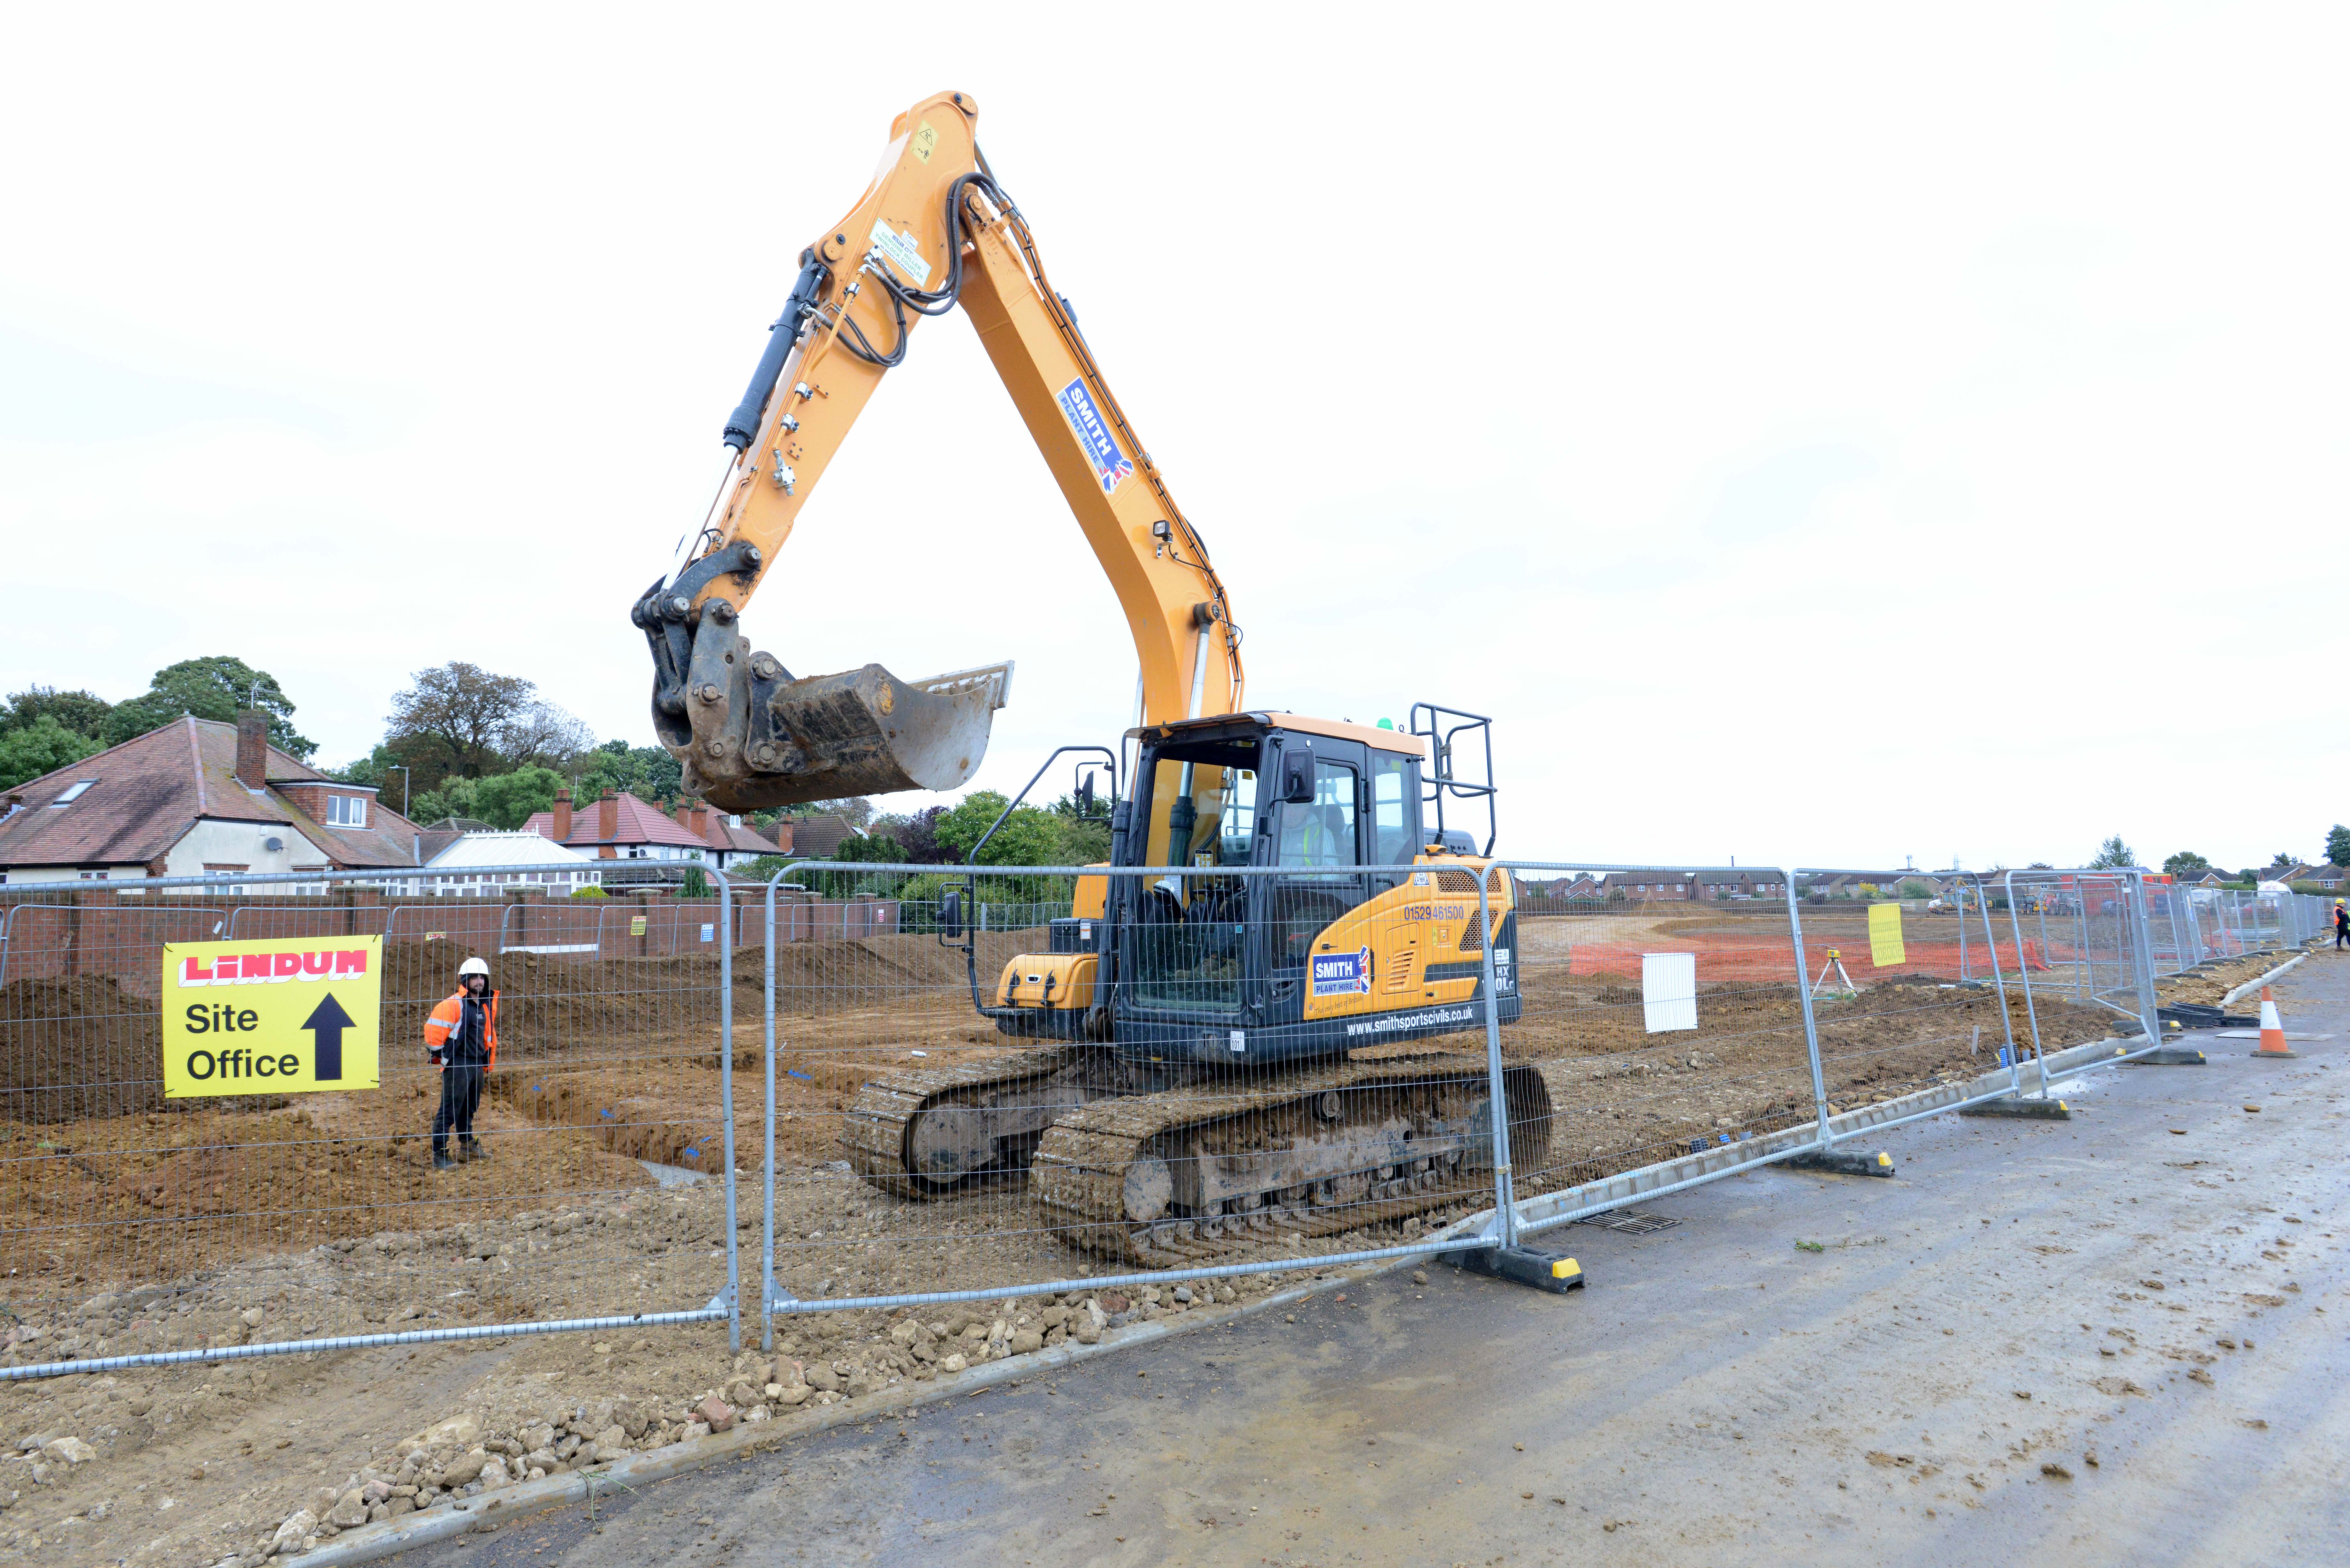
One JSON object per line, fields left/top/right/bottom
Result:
{"left": 2324, "top": 825, "right": 2350, "bottom": 868}
{"left": 383, "top": 662, "right": 537, "bottom": 790}
{"left": 934, "top": 790, "right": 1064, "bottom": 866}
{"left": 0, "top": 716, "right": 105, "bottom": 792}
{"left": 835, "top": 833, "right": 908, "bottom": 867}
{"left": 678, "top": 865, "right": 712, "bottom": 899}
{"left": 2162, "top": 850, "right": 2212, "bottom": 877}
{"left": 2087, "top": 835, "right": 2135, "bottom": 870}
{"left": 467, "top": 766, "right": 570, "bottom": 831}
{"left": 2, "top": 686, "right": 113, "bottom": 741}
{"left": 2264, "top": 850, "right": 2298, "bottom": 873}
{"left": 576, "top": 739, "right": 684, "bottom": 807}
{"left": 105, "top": 656, "right": 314, "bottom": 757}
{"left": 1046, "top": 790, "right": 1113, "bottom": 865}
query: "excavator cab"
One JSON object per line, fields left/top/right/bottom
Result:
{"left": 979, "top": 711, "right": 1520, "bottom": 1064}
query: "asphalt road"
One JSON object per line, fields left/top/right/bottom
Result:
{"left": 415, "top": 954, "right": 2350, "bottom": 1568}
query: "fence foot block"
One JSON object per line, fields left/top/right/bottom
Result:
{"left": 1959, "top": 1097, "right": 2071, "bottom": 1120}
{"left": 1442, "top": 1244, "right": 1585, "bottom": 1294}
{"left": 1784, "top": 1149, "right": 1896, "bottom": 1178}
{"left": 2126, "top": 1049, "right": 2210, "bottom": 1066}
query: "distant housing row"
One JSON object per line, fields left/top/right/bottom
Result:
{"left": 0, "top": 715, "right": 865, "bottom": 893}
{"left": 1523, "top": 864, "right": 2348, "bottom": 901}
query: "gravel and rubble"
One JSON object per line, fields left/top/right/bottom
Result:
{"left": 0, "top": 1174, "right": 1319, "bottom": 1565}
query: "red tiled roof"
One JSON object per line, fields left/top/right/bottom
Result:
{"left": 0, "top": 716, "right": 423, "bottom": 870}
{"left": 522, "top": 792, "right": 706, "bottom": 850}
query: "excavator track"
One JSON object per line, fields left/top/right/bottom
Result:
{"left": 840, "top": 1048, "right": 1092, "bottom": 1200}
{"left": 1032, "top": 1053, "right": 1554, "bottom": 1267}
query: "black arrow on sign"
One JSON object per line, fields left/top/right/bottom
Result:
{"left": 301, "top": 993, "right": 355, "bottom": 1081}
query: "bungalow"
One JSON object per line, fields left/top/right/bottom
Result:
{"left": 404, "top": 829, "right": 603, "bottom": 897}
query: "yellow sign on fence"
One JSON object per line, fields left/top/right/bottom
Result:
{"left": 159, "top": 937, "right": 382, "bottom": 1097}
{"left": 1867, "top": 902, "right": 1907, "bottom": 968}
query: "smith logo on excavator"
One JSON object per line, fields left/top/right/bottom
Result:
{"left": 1056, "top": 377, "right": 1132, "bottom": 493}
{"left": 643, "top": 90, "right": 1543, "bottom": 1266}
{"left": 1311, "top": 947, "right": 1375, "bottom": 998}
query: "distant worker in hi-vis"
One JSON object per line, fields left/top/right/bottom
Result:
{"left": 2334, "top": 900, "right": 2347, "bottom": 950}
{"left": 425, "top": 956, "right": 499, "bottom": 1171}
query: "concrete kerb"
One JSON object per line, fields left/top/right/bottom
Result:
{"left": 280, "top": 1267, "right": 1391, "bottom": 1566}
{"left": 2221, "top": 952, "right": 2309, "bottom": 1008}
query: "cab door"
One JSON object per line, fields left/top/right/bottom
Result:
{"left": 1366, "top": 751, "right": 1423, "bottom": 894}
{"left": 1257, "top": 737, "right": 1369, "bottom": 983}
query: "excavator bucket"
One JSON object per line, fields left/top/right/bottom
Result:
{"left": 669, "top": 614, "right": 1013, "bottom": 813}
{"left": 696, "top": 660, "right": 1012, "bottom": 811}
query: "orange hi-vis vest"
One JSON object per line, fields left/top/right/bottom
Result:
{"left": 424, "top": 989, "right": 500, "bottom": 1069}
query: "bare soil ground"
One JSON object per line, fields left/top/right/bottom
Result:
{"left": 0, "top": 930, "right": 2299, "bottom": 1565}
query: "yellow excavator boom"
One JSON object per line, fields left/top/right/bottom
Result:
{"left": 635, "top": 90, "right": 1243, "bottom": 812}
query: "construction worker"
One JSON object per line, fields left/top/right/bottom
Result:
{"left": 2334, "top": 900, "right": 2347, "bottom": 950}
{"left": 424, "top": 956, "right": 499, "bottom": 1170}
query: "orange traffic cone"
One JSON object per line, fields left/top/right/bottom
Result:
{"left": 2253, "top": 986, "right": 2299, "bottom": 1059}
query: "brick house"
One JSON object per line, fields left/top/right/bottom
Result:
{"left": 673, "top": 801, "right": 782, "bottom": 871}
{"left": 0, "top": 714, "right": 422, "bottom": 888}
{"left": 520, "top": 789, "right": 709, "bottom": 862}
{"left": 1691, "top": 870, "right": 1789, "bottom": 900}
{"left": 783, "top": 815, "right": 859, "bottom": 860}
{"left": 1599, "top": 870, "right": 1697, "bottom": 901}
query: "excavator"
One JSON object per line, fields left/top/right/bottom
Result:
{"left": 636, "top": 91, "right": 1553, "bottom": 1264}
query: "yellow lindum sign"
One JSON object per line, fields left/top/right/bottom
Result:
{"left": 160, "top": 937, "right": 382, "bottom": 1097}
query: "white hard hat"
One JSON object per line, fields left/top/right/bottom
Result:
{"left": 458, "top": 957, "right": 490, "bottom": 978}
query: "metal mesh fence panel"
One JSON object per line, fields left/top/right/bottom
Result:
{"left": 0, "top": 865, "right": 740, "bottom": 1380}
{"left": 758, "top": 860, "right": 1526, "bottom": 1346}
{"left": 1493, "top": 862, "right": 1819, "bottom": 1203}
{"left": 1787, "top": 870, "right": 2114, "bottom": 1117}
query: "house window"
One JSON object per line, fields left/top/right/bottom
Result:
{"left": 51, "top": 781, "right": 96, "bottom": 807}
{"left": 326, "top": 795, "right": 367, "bottom": 827}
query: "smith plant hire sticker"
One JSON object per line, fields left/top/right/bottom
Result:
{"left": 1311, "top": 946, "right": 1375, "bottom": 999}
{"left": 1057, "top": 377, "right": 1134, "bottom": 494}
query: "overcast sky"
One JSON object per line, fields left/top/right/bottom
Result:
{"left": 2, "top": 4, "right": 2342, "bottom": 873}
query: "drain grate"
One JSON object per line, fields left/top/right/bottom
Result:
{"left": 1571, "top": 1207, "right": 1681, "bottom": 1235}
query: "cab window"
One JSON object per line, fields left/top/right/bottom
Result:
{"left": 1277, "top": 762, "right": 1358, "bottom": 868}
{"left": 1370, "top": 756, "right": 1414, "bottom": 865}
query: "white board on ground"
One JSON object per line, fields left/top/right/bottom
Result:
{"left": 1643, "top": 952, "right": 1698, "bottom": 1033}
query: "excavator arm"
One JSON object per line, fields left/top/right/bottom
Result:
{"left": 635, "top": 90, "right": 1244, "bottom": 812}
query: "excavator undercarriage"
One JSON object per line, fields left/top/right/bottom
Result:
{"left": 842, "top": 1046, "right": 1551, "bottom": 1267}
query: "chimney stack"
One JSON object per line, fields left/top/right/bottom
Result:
{"left": 772, "top": 819, "right": 793, "bottom": 854}
{"left": 598, "top": 789, "right": 618, "bottom": 843}
{"left": 552, "top": 789, "right": 573, "bottom": 841}
{"left": 234, "top": 711, "right": 268, "bottom": 791}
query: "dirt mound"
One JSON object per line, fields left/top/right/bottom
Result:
{"left": 0, "top": 976, "right": 164, "bottom": 1122}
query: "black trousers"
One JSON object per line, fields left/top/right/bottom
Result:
{"left": 2336, "top": 924, "right": 2346, "bottom": 949}
{"left": 432, "top": 1064, "right": 485, "bottom": 1155}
